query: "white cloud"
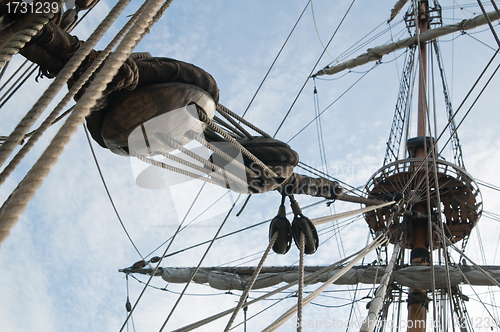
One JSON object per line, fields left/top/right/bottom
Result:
{"left": 1, "top": 1, "right": 500, "bottom": 331}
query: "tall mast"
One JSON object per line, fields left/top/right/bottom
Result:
{"left": 363, "top": 1, "right": 479, "bottom": 331}
{"left": 416, "top": 1, "right": 428, "bottom": 141}
{"left": 408, "top": 2, "right": 430, "bottom": 331}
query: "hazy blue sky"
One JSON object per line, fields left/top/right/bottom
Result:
{"left": 1, "top": 1, "right": 500, "bottom": 331}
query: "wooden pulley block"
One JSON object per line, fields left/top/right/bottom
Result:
{"left": 207, "top": 137, "right": 299, "bottom": 194}
{"left": 269, "top": 214, "right": 292, "bottom": 255}
{"left": 292, "top": 215, "right": 319, "bottom": 255}
{"left": 60, "top": 8, "right": 77, "bottom": 31}
{"left": 242, "top": 137, "right": 299, "bottom": 193}
{"left": 100, "top": 82, "right": 216, "bottom": 156}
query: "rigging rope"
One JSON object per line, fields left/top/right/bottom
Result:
{"left": 158, "top": 194, "right": 242, "bottom": 331}
{"left": 173, "top": 249, "right": 362, "bottom": 332}
{"left": 445, "top": 234, "right": 500, "bottom": 289}
{"left": 311, "top": 201, "right": 395, "bottom": 226}
{"left": 0, "top": 64, "right": 38, "bottom": 110}
{"left": 262, "top": 232, "right": 388, "bottom": 332}
{"left": 0, "top": 59, "right": 9, "bottom": 82}
{"left": 0, "top": 0, "right": 141, "bottom": 187}
{"left": 3, "top": 104, "right": 75, "bottom": 145}
{"left": 217, "top": 104, "right": 271, "bottom": 138}
{"left": 0, "top": 10, "right": 55, "bottom": 67}
{"left": 196, "top": 109, "right": 279, "bottom": 178}
{"left": 435, "top": 228, "right": 500, "bottom": 328}
{"left": 273, "top": 0, "right": 357, "bottom": 138}
{"left": 214, "top": 115, "right": 246, "bottom": 138}
{"left": 229, "top": 294, "right": 294, "bottom": 331}
{"left": 394, "top": 49, "right": 499, "bottom": 203}
{"left": 146, "top": 199, "right": 326, "bottom": 260}
{"left": 215, "top": 115, "right": 248, "bottom": 139}
{"left": 120, "top": 171, "right": 206, "bottom": 332}
{"left": 217, "top": 106, "right": 256, "bottom": 139}
{"left": 142, "top": 190, "right": 231, "bottom": 259}
{"left": 286, "top": 63, "right": 378, "bottom": 143}
{"left": 344, "top": 233, "right": 371, "bottom": 332}
{"left": 217, "top": 249, "right": 266, "bottom": 268}
{"left": 476, "top": 0, "right": 500, "bottom": 47}
{"left": 187, "top": 130, "right": 258, "bottom": 177}
{"left": 360, "top": 230, "right": 402, "bottom": 332}
{"left": 297, "top": 232, "right": 305, "bottom": 332}
{"left": 84, "top": 126, "right": 144, "bottom": 260}
{"left": 213, "top": 214, "right": 361, "bottom": 269}
{"left": 154, "top": 137, "right": 250, "bottom": 188}
{"left": 296, "top": 161, "right": 365, "bottom": 197}
{"left": 425, "top": 136, "right": 439, "bottom": 328}
{"left": 492, "top": 0, "right": 500, "bottom": 24}
{"left": 0, "top": 59, "right": 26, "bottom": 94}
{"left": 466, "top": 30, "right": 499, "bottom": 50}
{"left": 312, "top": 80, "right": 329, "bottom": 176}
{"left": 438, "top": 61, "right": 500, "bottom": 157}
{"left": 0, "top": 0, "right": 162, "bottom": 246}
{"left": 476, "top": 226, "right": 500, "bottom": 325}
{"left": 240, "top": 0, "right": 311, "bottom": 119}
{"left": 310, "top": 0, "right": 338, "bottom": 63}
{"left": 332, "top": 19, "right": 401, "bottom": 66}
{"left": 0, "top": 1, "right": 102, "bottom": 112}
{"left": 484, "top": 211, "right": 500, "bottom": 222}
{"left": 433, "top": 40, "right": 465, "bottom": 168}
{"left": 0, "top": 60, "right": 33, "bottom": 103}
{"left": 131, "top": 152, "right": 222, "bottom": 186}
{"left": 223, "top": 232, "right": 278, "bottom": 331}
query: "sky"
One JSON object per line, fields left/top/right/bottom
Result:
{"left": 1, "top": 0, "right": 500, "bottom": 331}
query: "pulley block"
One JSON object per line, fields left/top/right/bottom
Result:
{"left": 291, "top": 214, "right": 319, "bottom": 255}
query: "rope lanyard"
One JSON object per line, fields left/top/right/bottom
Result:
{"left": 223, "top": 232, "right": 278, "bottom": 331}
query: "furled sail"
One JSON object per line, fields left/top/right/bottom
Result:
{"left": 131, "top": 265, "right": 500, "bottom": 290}
{"left": 313, "top": 10, "right": 500, "bottom": 77}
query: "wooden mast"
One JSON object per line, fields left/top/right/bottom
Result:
{"left": 416, "top": 0, "right": 428, "bottom": 140}
{"left": 408, "top": 1, "right": 429, "bottom": 332}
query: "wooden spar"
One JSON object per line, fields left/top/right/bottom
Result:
{"left": 313, "top": 9, "right": 500, "bottom": 77}
{"left": 120, "top": 264, "right": 500, "bottom": 276}
{"left": 409, "top": 2, "right": 429, "bottom": 332}
{"left": 119, "top": 264, "right": 500, "bottom": 288}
